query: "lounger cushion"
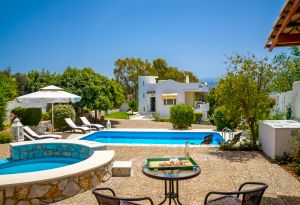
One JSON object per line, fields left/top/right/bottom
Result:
{"left": 207, "top": 196, "right": 242, "bottom": 205}
{"left": 38, "top": 134, "right": 62, "bottom": 139}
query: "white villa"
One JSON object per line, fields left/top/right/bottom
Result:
{"left": 138, "top": 76, "right": 210, "bottom": 118}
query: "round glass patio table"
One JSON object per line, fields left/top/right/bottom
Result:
{"left": 142, "top": 165, "right": 201, "bottom": 205}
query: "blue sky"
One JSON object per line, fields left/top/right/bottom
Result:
{"left": 0, "top": 0, "right": 288, "bottom": 79}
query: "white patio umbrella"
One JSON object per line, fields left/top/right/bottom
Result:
{"left": 16, "top": 85, "right": 82, "bottom": 131}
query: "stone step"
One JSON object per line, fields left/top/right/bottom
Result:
{"left": 112, "top": 161, "right": 132, "bottom": 177}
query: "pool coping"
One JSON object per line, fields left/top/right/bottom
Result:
{"left": 0, "top": 140, "right": 114, "bottom": 187}
{"left": 75, "top": 128, "right": 223, "bottom": 147}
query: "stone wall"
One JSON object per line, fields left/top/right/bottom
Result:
{"left": 0, "top": 163, "right": 112, "bottom": 205}
{"left": 10, "top": 143, "right": 93, "bottom": 161}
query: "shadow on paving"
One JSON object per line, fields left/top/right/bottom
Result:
{"left": 110, "top": 120, "right": 121, "bottom": 128}
{"left": 261, "top": 196, "right": 280, "bottom": 205}
{"left": 277, "top": 195, "right": 300, "bottom": 205}
{"left": 207, "top": 151, "right": 262, "bottom": 163}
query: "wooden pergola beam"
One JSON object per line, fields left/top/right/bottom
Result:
{"left": 279, "top": 33, "right": 300, "bottom": 43}
{"left": 269, "top": 0, "right": 300, "bottom": 51}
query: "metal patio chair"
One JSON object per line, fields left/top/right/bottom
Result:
{"left": 92, "top": 187, "right": 154, "bottom": 205}
{"left": 204, "top": 182, "right": 268, "bottom": 205}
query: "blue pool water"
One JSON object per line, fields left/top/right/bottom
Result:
{"left": 0, "top": 157, "right": 82, "bottom": 175}
{"left": 81, "top": 131, "right": 223, "bottom": 145}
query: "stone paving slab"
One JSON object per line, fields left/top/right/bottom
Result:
{"left": 54, "top": 146, "right": 300, "bottom": 205}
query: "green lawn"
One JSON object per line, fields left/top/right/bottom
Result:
{"left": 105, "top": 112, "right": 130, "bottom": 119}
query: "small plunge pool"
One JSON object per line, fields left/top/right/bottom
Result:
{"left": 0, "top": 157, "right": 82, "bottom": 175}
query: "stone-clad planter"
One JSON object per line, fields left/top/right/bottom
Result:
{"left": 0, "top": 140, "right": 114, "bottom": 205}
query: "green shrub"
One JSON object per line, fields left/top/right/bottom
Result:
{"left": 128, "top": 100, "right": 138, "bottom": 114}
{"left": 194, "top": 112, "right": 203, "bottom": 123}
{"left": 274, "top": 152, "right": 294, "bottom": 165}
{"left": 41, "top": 112, "right": 50, "bottom": 121}
{"left": 291, "top": 133, "right": 300, "bottom": 161}
{"left": 286, "top": 105, "right": 292, "bottom": 120}
{"left": 268, "top": 113, "right": 285, "bottom": 120}
{"left": 213, "top": 106, "right": 236, "bottom": 131}
{"left": 0, "top": 130, "right": 12, "bottom": 144}
{"left": 50, "top": 104, "right": 76, "bottom": 131}
{"left": 0, "top": 104, "right": 6, "bottom": 131}
{"left": 296, "top": 164, "right": 300, "bottom": 176}
{"left": 152, "top": 112, "right": 160, "bottom": 121}
{"left": 170, "top": 104, "right": 194, "bottom": 129}
{"left": 11, "top": 107, "right": 42, "bottom": 126}
{"left": 11, "top": 107, "right": 26, "bottom": 119}
{"left": 219, "top": 140, "right": 259, "bottom": 151}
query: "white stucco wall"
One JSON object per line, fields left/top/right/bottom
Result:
{"left": 138, "top": 76, "right": 210, "bottom": 118}
{"left": 271, "top": 81, "right": 300, "bottom": 119}
{"left": 259, "top": 122, "right": 276, "bottom": 158}
{"left": 259, "top": 120, "right": 299, "bottom": 159}
{"left": 138, "top": 76, "right": 157, "bottom": 115}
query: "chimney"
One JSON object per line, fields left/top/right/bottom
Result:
{"left": 185, "top": 75, "right": 189, "bottom": 83}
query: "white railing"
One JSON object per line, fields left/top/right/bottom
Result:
{"left": 222, "top": 127, "right": 233, "bottom": 141}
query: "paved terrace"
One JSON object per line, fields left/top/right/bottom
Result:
{"left": 0, "top": 119, "right": 299, "bottom": 204}
{"left": 52, "top": 145, "right": 299, "bottom": 205}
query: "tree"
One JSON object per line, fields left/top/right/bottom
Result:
{"left": 273, "top": 47, "right": 300, "bottom": 92}
{"left": 114, "top": 57, "right": 199, "bottom": 98}
{"left": 215, "top": 54, "right": 274, "bottom": 146}
{"left": 59, "top": 67, "right": 124, "bottom": 119}
{"left": 114, "top": 58, "right": 151, "bottom": 98}
{"left": 207, "top": 88, "right": 217, "bottom": 116}
{"left": 0, "top": 72, "right": 18, "bottom": 130}
{"left": 128, "top": 99, "right": 138, "bottom": 114}
{"left": 25, "top": 69, "right": 60, "bottom": 93}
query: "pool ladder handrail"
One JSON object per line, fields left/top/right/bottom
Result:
{"left": 222, "top": 127, "right": 233, "bottom": 141}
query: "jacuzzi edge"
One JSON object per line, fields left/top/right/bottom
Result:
{"left": 0, "top": 140, "right": 115, "bottom": 187}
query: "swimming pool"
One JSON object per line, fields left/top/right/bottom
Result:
{"left": 81, "top": 131, "right": 223, "bottom": 145}
{"left": 0, "top": 157, "right": 82, "bottom": 175}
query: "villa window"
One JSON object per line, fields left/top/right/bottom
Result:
{"left": 164, "top": 98, "right": 177, "bottom": 105}
{"left": 143, "top": 93, "right": 145, "bottom": 98}
{"left": 143, "top": 81, "right": 144, "bottom": 86}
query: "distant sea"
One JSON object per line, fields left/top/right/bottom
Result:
{"left": 201, "top": 77, "right": 219, "bottom": 89}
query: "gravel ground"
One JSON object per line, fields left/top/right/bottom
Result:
{"left": 54, "top": 146, "right": 300, "bottom": 205}
{"left": 0, "top": 144, "right": 10, "bottom": 158}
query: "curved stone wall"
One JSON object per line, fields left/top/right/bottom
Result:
{"left": 0, "top": 140, "right": 114, "bottom": 205}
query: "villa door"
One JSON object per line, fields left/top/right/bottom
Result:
{"left": 150, "top": 97, "right": 156, "bottom": 112}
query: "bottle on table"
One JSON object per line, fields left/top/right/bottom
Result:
{"left": 184, "top": 140, "right": 190, "bottom": 159}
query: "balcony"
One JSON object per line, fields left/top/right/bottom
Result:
{"left": 194, "top": 101, "right": 209, "bottom": 113}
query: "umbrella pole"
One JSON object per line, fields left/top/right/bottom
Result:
{"left": 52, "top": 102, "right": 54, "bottom": 133}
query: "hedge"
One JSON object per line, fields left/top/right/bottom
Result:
{"left": 50, "top": 104, "right": 76, "bottom": 131}
{"left": 170, "top": 104, "right": 194, "bottom": 129}
{"left": 11, "top": 107, "right": 42, "bottom": 126}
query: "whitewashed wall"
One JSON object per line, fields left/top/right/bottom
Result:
{"left": 271, "top": 81, "right": 300, "bottom": 119}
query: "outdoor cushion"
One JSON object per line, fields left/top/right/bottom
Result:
{"left": 207, "top": 196, "right": 242, "bottom": 205}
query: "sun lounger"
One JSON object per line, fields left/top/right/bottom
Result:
{"left": 65, "top": 118, "right": 90, "bottom": 133}
{"left": 23, "top": 126, "right": 62, "bottom": 140}
{"left": 201, "top": 134, "right": 213, "bottom": 145}
{"left": 227, "top": 132, "right": 242, "bottom": 145}
{"left": 80, "top": 116, "right": 104, "bottom": 131}
{"left": 23, "top": 132, "right": 36, "bottom": 141}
